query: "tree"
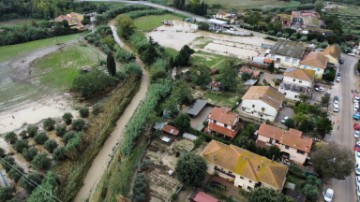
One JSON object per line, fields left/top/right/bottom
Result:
{"left": 115, "top": 14, "right": 135, "bottom": 39}
{"left": 0, "top": 156, "right": 15, "bottom": 172}
{"left": 316, "top": 117, "right": 333, "bottom": 136}
{"left": 13, "top": 139, "right": 28, "bottom": 153}
{"left": 8, "top": 165, "right": 24, "bottom": 182}
{"left": 0, "top": 148, "right": 5, "bottom": 158}
{"left": 53, "top": 147, "right": 65, "bottom": 161}
{"left": 0, "top": 187, "right": 13, "bottom": 201}
{"left": 248, "top": 187, "right": 294, "bottom": 202}
{"left": 241, "top": 72, "right": 252, "bottom": 81}
{"left": 19, "top": 130, "right": 27, "bottom": 139}
{"left": 63, "top": 131, "right": 77, "bottom": 144}
{"left": 62, "top": 112, "right": 73, "bottom": 125}
{"left": 175, "top": 152, "right": 207, "bottom": 186}
{"left": 20, "top": 172, "right": 42, "bottom": 193}
{"left": 31, "top": 153, "right": 51, "bottom": 170}
{"left": 141, "top": 37, "right": 160, "bottom": 65}
{"left": 315, "top": 0, "right": 324, "bottom": 12}
{"left": 4, "top": 132, "right": 17, "bottom": 144}
{"left": 298, "top": 119, "right": 315, "bottom": 133}
{"left": 27, "top": 172, "right": 59, "bottom": 202}
{"left": 22, "top": 147, "right": 38, "bottom": 162}
{"left": 299, "top": 94, "right": 310, "bottom": 102}
{"left": 106, "top": 53, "right": 116, "bottom": 76}
{"left": 321, "top": 93, "right": 330, "bottom": 107}
{"left": 174, "top": 45, "right": 194, "bottom": 67}
{"left": 190, "top": 65, "right": 211, "bottom": 87}
{"left": 72, "top": 119, "right": 86, "bottom": 131}
{"left": 311, "top": 142, "right": 354, "bottom": 179}
{"left": 44, "top": 140, "right": 58, "bottom": 153}
{"left": 301, "top": 175, "right": 321, "bottom": 202}
{"left": 55, "top": 124, "right": 67, "bottom": 137}
{"left": 27, "top": 125, "right": 38, "bottom": 137}
{"left": 79, "top": 107, "right": 89, "bottom": 118}
{"left": 34, "top": 132, "right": 48, "bottom": 145}
{"left": 218, "top": 59, "right": 238, "bottom": 92}
{"left": 173, "top": 113, "right": 191, "bottom": 133}
{"left": 268, "top": 61, "right": 275, "bottom": 73}
{"left": 132, "top": 173, "right": 148, "bottom": 202}
{"left": 43, "top": 118, "right": 55, "bottom": 131}
{"left": 284, "top": 118, "right": 295, "bottom": 129}
{"left": 172, "top": 80, "right": 193, "bottom": 104}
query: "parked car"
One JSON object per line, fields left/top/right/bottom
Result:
{"left": 354, "top": 123, "right": 360, "bottom": 130}
{"left": 355, "top": 151, "right": 360, "bottom": 163}
{"left": 281, "top": 116, "right": 289, "bottom": 124}
{"left": 315, "top": 87, "right": 325, "bottom": 92}
{"left": 349, "top": 53, "right": 356, "bottom": 56}
{"left": 210, "top": 181, "right": 226, "bottom": 190}
{"left": 355, "top": 113, "right": 360, "bottom": 120}
{"left": 355, "top": 131, "right": 360, "bottom": 138}
{"left": 355, "top": 99, "right": 359, "bottom": 103}
{"left": 355, "top": 96, "right": 360, "bottom": 101}
{"left": 356, "top": 164, "right": 360, "bottom": 176}
{"left": 334, "top": 96, "right": 339, "bottom": 104}
{"left": 336, "top": 76, "right": 341, "bottom": 82}
{"left": 339, "top": 58, "right": 344, "bottom": 64}
{"left": 323, "top": 188, "right": 334, "bottom": 202}
{"left": 333, "top": 104, "right": 339, "bottom": 112}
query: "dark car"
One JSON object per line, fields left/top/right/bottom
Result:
{"left": 210, "top": 181, "right": 227, "bottom": 190}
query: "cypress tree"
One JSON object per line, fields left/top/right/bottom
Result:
{"left": 106, "top": 53, "right": 116, "bottom": 76}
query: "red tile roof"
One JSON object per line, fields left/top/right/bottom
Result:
{"left": 208, "top": 122, "right": 241, "bottom": 138}
{"left": 193, "top": 191, "right": 219, "bottom": 202}
{"left": 257, "top": 123, "right": 313, "bottom": 152}
{"left": 162, "top": 124, "right": 179, "bottom": 136}
{"left": 208, "top": 107, "right": 238, "bottom": 125}
{"left": 210, "top": 81, "right": 222, "bottom": 88}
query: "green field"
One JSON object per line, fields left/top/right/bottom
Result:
{"left": 204, "top": 91, "right": 239, "bottom": 107}
{"left": 191, "top": 52, "right": 226, "bottom": 69}
{"left": 203, "top": 0, "right": 300, "bottom": 9}
{"left": 327, "top": 5, "right": 360, "bottom": 35}
{"left": 0, "top": 34, "right": 81, "bottom": 62}
{"left": 133, "top": 14, "right": 183, "bottom": 32}
{"left": 33, "top": 44, "right": 103, "bottom": 90}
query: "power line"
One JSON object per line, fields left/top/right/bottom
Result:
{"left": 0, "top": 158, "right": 63, "bottom": 202}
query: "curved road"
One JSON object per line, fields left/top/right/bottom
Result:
{"left": 74, "top": 24, "right": 149, "bottom": 202}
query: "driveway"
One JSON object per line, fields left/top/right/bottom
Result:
{"left": 275, "top": 107, "right": 294, "bottom": 127}
{"left": 327, "top": 54, "right": 359, "bottom": 202}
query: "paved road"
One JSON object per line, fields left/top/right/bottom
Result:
{"left": 74, "top": 23, "right": 150, "bottom": 202}
{"left": 328, "top": 54, "right": 359, "bottom": 202}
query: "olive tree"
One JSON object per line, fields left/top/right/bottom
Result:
{"left": 43, "top": 118, "right": 55, "bottom": 131}
{"left": 31, "top": 153, "right": 51, "bottom": 170}
{"left": 34, "top": 132, "right": 48, "bottom": 145}
{"left": 4, "top": 132, "right": 17, "bottom": 144}
{"left": 175, "top": 153, "right": 207, "bottom": 186}
{"left": 62, "top": 113, "right": 73, "bottom": 125}
{"left": 27, "top": 125, "right": 38, "bottom": 137}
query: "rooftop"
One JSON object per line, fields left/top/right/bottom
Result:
{"left": 242, "top": 86, "right": 284, "bottom": 110}
{"left": 300, "top": 52, "right": 329, "bottom": 69}
{"left": 257, "top": 123, "right": 313, "bottom": 152}
{"left": 270, "top": 40, "right": 307, "bottom": 59}
{"left": 208, "top": 107, "right": 239, "bottom": 125}
{"left": 162, "top": 124, "right": 180, "bottom": 136}
{"left": 201, "top": 140, "right": 288, "bottom": 190}
{"left": 284, "top": 68, "right": 315, "bottom": 81}
{"left": 187, "top": 100, "right": 207, "bottom": 117}
{"left": 321, "top": 45, "right": 341, "bottom": 60}
{"left": 191, "top": 190, "right": 219, "bottom": 202}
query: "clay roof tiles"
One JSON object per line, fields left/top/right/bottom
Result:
{"left": 300, "top": 52, "right": 329, "bottom": 69}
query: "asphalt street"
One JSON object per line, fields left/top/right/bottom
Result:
{"left": 328, "top": 54, "right": 359, "bottom": 202}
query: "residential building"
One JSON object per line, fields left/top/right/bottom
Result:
{"left": 200, "top": 140, "right": 288, "bottom": 191}
{"left": 206, "top": 107, "right": 241, "bottom": 139}
{"left": 256, "top": 123, "right": 313, "bottom": 164}
{"left": 269, "top": 40, "right": 308, "bottom": 68}
{"left": 278, "top": 68, "right": 315, "bottom": 101}
{"left": 321, "top": 45, "right": 341, "bottom": 65}
{"left": 214, "top": 11, "right": 237, "bottom": 24}
{"left": 55, "top": 12, "right": 84, "bottom": 30}
{"left": 189, "top": 190, "right": 220, "bottom": 202}
{"left": 241, "top": 86, "right": 285, "bottom": 122}
{"left": 299, "top": 52, "right": 329, "bottom": 79}
{"left": 239, "top": 68, "right": 261, "bottom": 78}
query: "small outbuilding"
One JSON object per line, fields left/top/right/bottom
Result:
{"left": 187, "top": 100, "right": 208, "bottom": 117}
{"left": 162, "top": 124, "right": 180, "bottom": 136}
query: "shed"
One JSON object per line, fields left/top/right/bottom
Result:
{"left": 187, "top": 100, "right": 208, "bottom": 117}
{"left": 154, "top": 122, "right": 167, "bottom": 130}
{"left": 244, "top": 79, "right": 258, "bottom": 86}
{"left": 162, "top": 124, "right": 180, "bottom": 136}
{"left": 183, "top": 133, "right": 198, "bottom": 141}
{"left": 189, "top": 190, "right": 220, "bottom": 202}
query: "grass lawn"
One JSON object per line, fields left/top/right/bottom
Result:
{"left": 0, "top": 18, "right": 45, "bottom": 28}
{"left": 165, "top": 47, "right": 178, "bottom": 58}
{"left": 204, "top": 91, "right": 239, "bottom": 107}
{"left": 203, "top": 0, "right": 299, "bottom": 9}
{"left": 134, "top": 14, "right": 183, "bottom": 32}
{"left": 33, "top": 43, "right": 102, "bottom": 90}
{"left": 191, "top": 52, "right": 226, "bottom": 69}
{"left": 0, "top": 33, "right": 81, "bottom": 62}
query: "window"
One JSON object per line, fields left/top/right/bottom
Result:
{"left": 299, "top": 80, "right": 302, "bottom": 83}
{"left": 292, "top": 59, "right": 298, "bottom": 64}
{"left": 261, "top": 107, "right": 265, "bottom": 111}
{"left": 214, "top": 120, "right": 217, "bottom": 124}
{"left": 294, "top": 95, "right": 298, "bottom": 98}
{"left": 240, "top": 176, "right": 244, "bottom": 179}
{"left": 252, "top": 104, "right": 255, "bottom": 108}
{"left": 249, "top": 180, "right": 252, "bottom": 183}
{"left": 260, "top": 115, "right": 263, "bottom": 117}
{"left": 285, "top": 146, "right": 289, "bottom": 150}
{"left": 293, "top": 79, "right": 296, "bottom": 82}
{"left": 317, "top": 68, "right": 320, "bottom": 72}
{"left": 297, "top": 150, "right": 305, "bottom": 155}
{"left": 275, "top": 140, "right": 279, "bottom": 143}
{"left": 247, "top": 186, "right": 253, "bottom": 190}
{"left": 224, "top": 124, "right": 228, "bottom": 128}
{"left": 304, "top": 65, "right": 307, "bottom": 69}
{"left": 285, "top": 57, "right": 290, "bottom": 62}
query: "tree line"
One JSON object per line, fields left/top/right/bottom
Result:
{"left": 173, "top": 0, "right": 208, "bottom": 16}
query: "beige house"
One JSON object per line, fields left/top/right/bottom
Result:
{"left": 205, "top": 107, "right": 242, "bottom": 139}
{"left": 55, "top": 12, "right": 84, "bottom": 30}
{"left": 278, "top": 68, "right": 315, "bottom": 101}
{"left": 256, "top": 124, "right": 313, "bottom": 164}
{"left": 321, "top": 45, "right": 341, "bottom": 66}
{"left": 200, "top": 140, "right": 288, "bottom": 191}
{"left": 269, "top": 40, "right": 308, "bottom": 68}
{"left": 299, "top": 52, "right": 328, "bottom": 79}
{"left": 241, "top": 86, "right": 285, "bottom": 122}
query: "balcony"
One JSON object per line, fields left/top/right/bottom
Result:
{"left": 279, "top": 82, "right": 311, "bottom": 94}
{"left": 215, "top": 166, "right": 235, "bottom": 178}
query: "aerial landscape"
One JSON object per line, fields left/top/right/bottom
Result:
{"left": 0, "top": 0, "right": 360, "bottom": 202}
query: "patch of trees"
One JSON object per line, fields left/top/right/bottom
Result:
{"left": 161, "top": 80, "right": 194, "bottom": 116}
{"left": 173, "top": 45, "right": 195, "bottom": 67}
{"left": 173, "top": 0, "right": 208, "bottom": 16}
{"left": 95, "top": 5, "right": 151, "bottom": 25}
{"left": 132, "top": 173, "right": 149, "bottom": 202}
{"left": 84, "top": 25, "right": 115, "bottom": 54}
{"left": 248, "top": 187, "right": 294, "bottom": 202}
{"left": 175, "top": 152, "right": 207, "bottom": 186}
{"left": 125, "top": 9, "right": 168, "bottom": 19}
{"left": 0, "top": 20, "right": 80, "bottom": 46}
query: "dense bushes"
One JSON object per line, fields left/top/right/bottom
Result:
{"left": 32, "top": 153, "right": 51, "bottom": 170}
{"left": 34, "top": 132, "right": 49, "bottom": 145}
{"left": 79, "top": 107, "right": 89, "bottom": 118}
{"left": 95, "top": 5, "right": 150, "bottom": 25}
{"left": 19, "top": 172, "right": 42, "bottom": 193}
{"left": 132, "top": 173, "right": 149, "bottom": 202}
{"left": 22, "top": 147, "right": 38, "bottom": 162}
{"left": 43, "top": 118, "right": 55, "bottom": 131}
{"left": 115, "top": 45, "right": 136, "bottom": 63}
{"left": 84, "top": 26, "right": 115, "bottom": 54}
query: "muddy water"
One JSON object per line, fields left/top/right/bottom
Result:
{"left": 74, "top": 24, "right": 150, "bottom": 202}
{"left": 147, "top": 20, "right": 275, "bottom": 59}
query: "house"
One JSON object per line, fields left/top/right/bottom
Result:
{"left": 214, "top": 11, "right": 237, "bottom": 24}
{"left": 162, "top": 124, "right": 180, "bottom": 136}
{"left": 256, "top": 123, "right": 313, "bottom": 164}
{"left": 55, "top": 12, "right": 84, "bottom": 30}
{"left": 277, "top": 14, "right": 292, "bottom": 27}
{"left": 299, "top": 52, "right": 329, "bottom": 79}
{"left": 278, "top": 68, "right": 315, "bottom": 101}
{"left": 189, "top": 190, "right": 220, "bottom": 202}
{"left": 206, "top": 107, "right": 241, "bottom": 139}
{"left": 241, "top": 86, "right": 285, "bottom": 122}
{"left": 187, "top": 100, "right": 207, "bottom": 117}
{"left": 200, "top": 140, "right": 288, "bottom": 191}
{"left": 210, "top": 81, "right": 223, "bottom": 91}
{"left": 321, "top": 45, "right": 341, "bottom": 65}
{"left": 269, "top": 40, "right": 308, "bottom": 68}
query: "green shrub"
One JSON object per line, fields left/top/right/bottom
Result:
{"left": 62, "top": 113, "right": 73, "bottom": 125}
{"left": 44, "top": 140, "right": 58, "bottom": 153}
{"left": 4, "top": 132, "right": 17, "bottom": 144}
{"left": 31, "top": 153, "right": 51, "bottom": 170}
{"left": 0, "top": 156, "right": 15, "bottom": 172}
{"left": 43, "top": 118, "right": 55, "bottom": 131}
{"left": 22, "top": 147, "right": 38, "bottom": 162}
{"left": 19, "top": 172, "right": 42, "bottom": 193}
{"left": 55, "top": 124, "right": 67, "bottom": 137}
{"left": 8, "top": 165, "right": 24, "bottom": 182}
{"left": 72, "top": 119, "right": 86, "bottom": 131}
{"left": 0, "top": 187, "right": 13, "bottom": 201}
{"left": 53, "top": 147, "right": 66, "bottom": 161}
{"left": 115, "top": 45, "right": 136, "bottom": 63}
{"left": 79, "top": 107, "right": 89, "bottom": 118}
{"left": 34, "top": 132, "right": 48, "bottom": 145}
{"left": 63, "top": 131, "right": 77, "bottom": 144}
{"left": 27, "top": 125, "right": 38, "bottom": 137}
{"left": 13, "top": 139, "right": 28, "bottom": 153}
{"left": 19, "top": 130, "right": 27, "bottom": 139}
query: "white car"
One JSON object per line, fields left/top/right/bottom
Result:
{"left": 349, "top": 53, "right": 356, "bottom": 56}
{"left": 355, "top": 96, "right": 360, "bottom": 100}
{"left": 315, "top": 87, "right": 325, "bottom": 92}
{"left": 356, "top": 176, "right": 360, "bottom": 186}
{"left": 355, "top": 99, "right": 360, "bottom": 103}
{"left": 355, "top": 131, "right": 360, "bottom": 138}
{"left": 355, "top": 105, "right": 359, "bottom": 110}
{"left": 357, "top": 184, "right": 360, "bottom": 197}
{"left": 324, "top": 188, "right": 334, "bottom": 202}
{"left": 356, "top": 164, "right": 360, "bottom": 176}
{"left": 356, "top": 152, "right": 360, "bottom": 163}
{"left": 336, "top": 76, "right": 341, "bottom": 82}
{"left": 281, "top": 116, "right": 289, "bottom": 124}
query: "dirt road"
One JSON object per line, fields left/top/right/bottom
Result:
{"left": 74, "top": 24, "right": 149, "bottom": 202}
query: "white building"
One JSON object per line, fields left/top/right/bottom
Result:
{"left": 206, "top": 107, "right": 241, "bottom": 139}
{"left": 278, "top": 68, "right": 315, "bottom": 101}
{"left": 241, "top": 86, "right": 285, "bottom": 122}
{"left": 200, "top": 140, "right": 288, "bottom": 191}
{"left": 299, "top": 52, "right": 329, "bottom": 79}
{"left": 269, "top": 40, "right": 308, "bottom": 68}
{"left": 256, "top": 123, "right": 313, "bottom": 164}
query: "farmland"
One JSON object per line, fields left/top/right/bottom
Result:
{"left": 133, "top": 14, "right": 183, "bottom": 32}
{"left": 325, "top": 4, "right": 360, "bottom": 35}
